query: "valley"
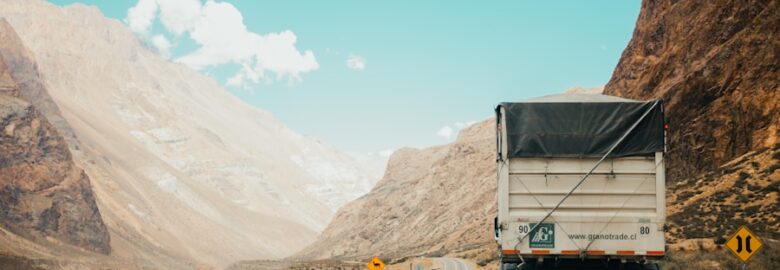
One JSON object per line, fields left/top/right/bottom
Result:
{"left": 0, "top": 0, "right": 778, "bottom": 269}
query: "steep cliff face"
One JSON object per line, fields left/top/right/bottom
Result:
{"left": 0, "top": 25, "right": 110, "bottom": 254}
{"left": 297, "top": 120, "right": 497, "bottom": 261}
{"left": 604, "top": 0, "right": 779, "bottom": 182}
{"left": 603, "top": 0, "right": 780, "bottom": 241}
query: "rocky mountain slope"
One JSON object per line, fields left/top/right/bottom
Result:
{"left": 297, "top": 120, "right": 497, "bottom": 261}
{"left": 604, "top": 0, "right": 779, "bottom": 181}
{"left": 0, "top": 0, "right": 384, "bottom": 267}
{"left": 604, "top": 0, "right": 779, "bottom": 240}
{"left": 0, "top": 20, "right": 110, "bottom": 255}
{"left": 0, "top": 17, "right": 78, "bottom": 151}
{"left": 0, "top": 17, "right": 193, "bottom": 270}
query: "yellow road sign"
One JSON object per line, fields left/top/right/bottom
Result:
{"left": 368, "top": 256, "right": 385, "bottom": 270}
{"left": 726, "top": 226, "right": 763, "bottom": 262}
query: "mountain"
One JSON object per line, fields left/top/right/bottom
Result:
{"left": 297, "top": 120, "right": 497, "bottom": 262}
{"left": 0, "top": 17, "right": 110, "bottom": 258}
{"left": 1, "top": 16, "right": 192, "bottom": 270}
{"left": 603, "top": 0, "right": 779, "bottom": 240}
{"left": 0, "top": 0, "right": 383, "bottom": 267}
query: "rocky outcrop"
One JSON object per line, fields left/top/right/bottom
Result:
{"left": 0, "top": 24, "right": 110, "bottom": 254}
{"left": 603, "top": 0, "right": 779, "bottom": 241}
{"left": 604, "top": 0, "right": 779, "bottom": 182}
{"left": 297, "top": 120, "right": 497, "bottom": 260}
{"left": 0, "top": 19, "right": 78, "bottom": 150}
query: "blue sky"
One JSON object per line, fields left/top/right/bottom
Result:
{"left": 49, "top": 0, "right": 640, "bottom": 154}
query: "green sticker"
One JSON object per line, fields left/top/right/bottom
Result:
{"left": 529, "top": 223, "right": 555, "bottom": 248}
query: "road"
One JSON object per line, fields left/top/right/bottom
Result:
{"left": 433, "top": 257, "right": 471, "bottom": 270}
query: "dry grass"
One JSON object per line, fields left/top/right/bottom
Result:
{"left": 666, "top": 147, "right": 780, "bottom": 242}
{"left": 662, "top": 239, "right": 779, "bottom": 270}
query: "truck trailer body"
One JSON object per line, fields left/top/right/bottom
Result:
{"left": 495, "top": 94, "right": 666, "bottom": 269}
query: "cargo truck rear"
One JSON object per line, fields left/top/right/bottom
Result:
{"left": 494, "top": 94, "right": 666, "bottom": 270}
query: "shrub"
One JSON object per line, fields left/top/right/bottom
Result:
{"left": 751, "top": 161, "right": 761, "bottom": 169}
{"left": 763, "top": 181, "right": 780, "bottom": 193}
{"left": 676, "top": 190, "right": 695, "bottom": 201}
{"left": 764, "top": 162, "right": 780, "bottom": 174}
{"left": 735, "top": 171, "right": 750, "bottom": 186}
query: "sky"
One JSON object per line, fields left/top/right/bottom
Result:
{"left": 49, "top": 0, "right": 641, "bottom": 154}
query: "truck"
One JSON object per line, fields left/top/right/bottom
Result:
{"left": 494, "top": 94, "right": 666, "bottom": 270}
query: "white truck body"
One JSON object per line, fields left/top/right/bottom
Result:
{"left": 495, "top": 96, "right": 666, "bottom": 264}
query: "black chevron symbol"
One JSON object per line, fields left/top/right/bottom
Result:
{"left": 735, "top": 235, "right": 753, "bottom": 254}
{"left": 736, "top": 236, "right": 742, "bottom": 253}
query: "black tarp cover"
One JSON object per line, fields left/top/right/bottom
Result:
{"left": 498, "top": 94, "right": 664, "bottom": 158}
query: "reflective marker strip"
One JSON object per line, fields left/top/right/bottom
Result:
{"left": 586, "top": 250, "right": 606, "bottom": 255}
{"left": 502, "top": 250, "right": 556, "bottom": 255}
{"left": 502, "top": 249, "right": 652, "bottom": 256}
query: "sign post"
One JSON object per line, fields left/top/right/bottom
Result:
{"left": 725, "top": 226, "right": 763, "bottom": 268}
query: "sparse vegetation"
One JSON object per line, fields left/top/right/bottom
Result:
{"left": 473, "top": 248, "right": 498, "bottom": 267}
{"left": 736, "top": 171, "right": 750, "bottom": 186}
{"left": 662, "top": 239, "right": 779, "bottom": 270}
{"left": 764, "top": 163, "right": 780, "bottom": 174}
{"left": 723, "top": 165, "right": 741, "bottom": 175}
{"left": 751, "top": 161, "right": 761, "bottom": 169}
{"left": 676, "top": 190, "right": 695, "bottom": 201}
{"left": 764, "top": 181, "right": 780, "bottom": 193}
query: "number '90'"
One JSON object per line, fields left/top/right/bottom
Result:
{"left": 518, "top": 225, "right": 529, "bottom": 234}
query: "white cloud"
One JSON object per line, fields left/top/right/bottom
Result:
{"left": 126, "top": 0, "right": 209, "bottom": 36}
{"left": 151, "top": 34, "right": 172, "bottom": 58}
{"left": 156, "top": 0, "right": 202, "bottom": 35}
{"left": 346, "top": 54, "right": 366, "bottom": 70}
{"left": 126, "top": 0, "right": 158, "bottom": 35}
{"left": 125, "top": 0, "right": 319, "bottom": 88}
{"left": 436, "top": 126, "right": 453, "bottom": 139}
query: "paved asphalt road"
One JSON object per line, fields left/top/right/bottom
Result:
{"left": 434, "top": 258, "right": 471, "bottom": 270}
